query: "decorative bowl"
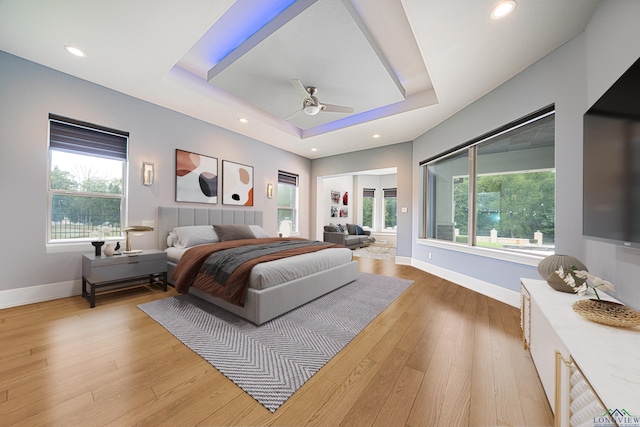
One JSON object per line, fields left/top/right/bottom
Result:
{"left": 572, "top": 299, "right": 640, "bottom": 328}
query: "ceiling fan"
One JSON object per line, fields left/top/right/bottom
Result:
{"left": 285, "top": 79, "right": 354, "bottom": 120}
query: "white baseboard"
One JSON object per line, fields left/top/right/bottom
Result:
{"left": 395, "top": 256, "right": 412, "bottom": 265}
{"left": 0, "top": 280, "right": 82, "bottom": 309}
{"left": 403, "top": 258, "right": 520, "bottom": 308}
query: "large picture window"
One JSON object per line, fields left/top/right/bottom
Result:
{"left": 422, "top": 107, "right": 555, "bottom": 254}
{"left": 277, "top": 170, "right": 299, "bottom": 234}
{"left": 48, "top": 115, "right": 128, "bottom": 243}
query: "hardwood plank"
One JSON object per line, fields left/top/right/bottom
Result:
{"left": 306, "top": 358, "right": 380, "bottom": 426}
{"left": 367, "top": 311, "right": 415, "bottom": 363}
{"left": 487, "top": 297, "right": 527, "bottom": 426}
{"left": 406, "top": 317, "right": 458, "bottom": 426}
{"left": 340, "top": 347, "right": 410, "bottom": 426}
{"left": 469, "top": 292, "right": 498, "bottom": 427}
{"left": 371, "top": 366, "right": 424, "bottom": 427}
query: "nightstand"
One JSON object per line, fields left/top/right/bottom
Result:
{"left": 82, "top": 249, "right": 168, "bottom": 308}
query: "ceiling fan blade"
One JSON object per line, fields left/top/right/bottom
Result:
{"left": 291, "top": 79, "right": 311, "bottom": 101}
{"left": 321, "top": 103, "right": 354, "bottom": 114}
{"left": 285, "top": 109, "right": 303, "bottom": 120}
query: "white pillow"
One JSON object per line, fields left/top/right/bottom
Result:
{"left": 248, "top": 225, "right": 269, "bottom": 238}
{"left": 171, "top": 225, "right": 220, "bottom": 248}
{"left": 167, "top": 230, "right": 178, "bottom": 247}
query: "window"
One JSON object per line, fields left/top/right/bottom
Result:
{"left": 422, "top": 106, "right": 555, "bottom": 254}
{"left": 277, "top": 171, "right": 299, "bottom": 234}
{"left": 383, "top": 188, "right": 397, "bottom": 230}
{"left": 362, "top": 188, "right": 375, "bottom": 228}
{"left": 48, "top": 115, "right": 128, "bottom": 243}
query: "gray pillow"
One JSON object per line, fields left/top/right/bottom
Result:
{"left": 172, "top": 225, "right": 219, "bottom": 248}
{"left": 213, "top": 224, "right": 256, "bottom": 242}
{"left": 346, "top": 224, "right": 357, "bottom": 235}
{"left": 324, "top": 225, "right": 339, "bottom": 232}
{"left": 248, "top": 224, "right": 269, "bottom": 238}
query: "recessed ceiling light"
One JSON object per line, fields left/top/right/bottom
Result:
{"left": 237, "top": 117, "right": 248, "bottom": 123}
{"left": 372, "top": 134, "right": 381, "bottom": 139}
{"left": 64, "top": 45, "right": 86, "bottom": 57}
{"left": 311, "top": 148, "right": 318, "bottom": 152}
{"left": 490, "top": 0, "right": 516, "bottom": 19}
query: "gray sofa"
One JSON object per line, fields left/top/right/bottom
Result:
{"left": 323, "top": 223, "right": 371, "bottom": 249}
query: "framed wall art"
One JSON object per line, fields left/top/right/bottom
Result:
{"left": 222, "top": 160, "right": 254, "bottom": 206}
{"left": 175, "top": 149, "right": 218, "bottom": 204}
{"left": 330, "top": 190, "right": 340, "bottom": 204}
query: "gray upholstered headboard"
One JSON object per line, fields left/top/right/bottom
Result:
{"left": 158, "top": 206, "right": 263, "bottom": 249}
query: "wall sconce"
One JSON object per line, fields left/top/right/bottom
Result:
{"left": 267, "top": 183, "right": 273, "bottom": 199}
{"left": 143, "top": 162, "right": 154, "bottom": 186}
{"left": 123, "top": 226, "right": 153, "bottom": 253}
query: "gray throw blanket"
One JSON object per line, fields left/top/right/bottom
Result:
{"left": 200, "top": 240, "right": 331, "bottom": 286}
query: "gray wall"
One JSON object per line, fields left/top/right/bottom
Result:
{"left": 311, "top": 142, "right": 413, "bottom": 257}
{"left": 0, "top": 51, "right": 310, "bottom": 293}
{"left": 412, "top": 0, "right": 640, "bottom": 309}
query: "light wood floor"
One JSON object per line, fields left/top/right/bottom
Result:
{"left": 0, "top": 258, "right": 553, "bottom": 427}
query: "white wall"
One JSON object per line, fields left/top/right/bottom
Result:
{"left": 411, "top": 0, "right": 640, "bottom": 309}
{"left": 0, "top": 51, "right": 310, "bottom": 299}
{"left": 321, "top": 175, "right": 353, "bottom": 225}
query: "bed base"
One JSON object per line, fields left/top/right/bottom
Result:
{"left": 188, "top": 260, "right": 358, "bottom": 325}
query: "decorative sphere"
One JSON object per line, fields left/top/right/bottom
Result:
{"left": 537, "top": 254, "right": 587, "bottom": 293}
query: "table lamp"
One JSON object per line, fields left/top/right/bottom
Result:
{"left": 123, "top": 226, "right": 153, "bottom": 253}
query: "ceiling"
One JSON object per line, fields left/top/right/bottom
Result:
{"left": 0, "top": 0, "right": 601, "bottom": 159}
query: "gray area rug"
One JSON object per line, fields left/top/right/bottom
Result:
{"left": 138, "top": 272, "right": 412, "bottom": 412}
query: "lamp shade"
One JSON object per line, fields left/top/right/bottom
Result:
{"left": 123, "top": 226, "right": 153, "bottom": 253}
{"left": 279, "top": 220, "right": 291, "bottom": 238}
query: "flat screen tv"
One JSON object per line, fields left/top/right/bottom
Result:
{"left": 583, "top": 56, "right": 640, "bottom": 248}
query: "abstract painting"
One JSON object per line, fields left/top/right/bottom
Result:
{"left": 175, "top": 149, "right": 218, "bottom": 204}
{"left": 222, "top": 160, "right": 254, "bottom": 206}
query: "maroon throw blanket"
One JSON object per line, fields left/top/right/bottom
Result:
{"left": 172, "top": 238, "right": 342, "bottom": 306}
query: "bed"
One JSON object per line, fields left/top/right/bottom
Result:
{"left": 158, "top": 206, "right": 358, "bottom": 325}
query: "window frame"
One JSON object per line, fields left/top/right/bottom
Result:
{"left": 383, "top": 187, "right": 397, "bottom": 231}
{"left": 277, "top": 170, "right": 299, "bottom": 234}
{"left": 420, "top": 105, "right": 555, "bottom": 259}
{"left": 47, "top": 115, "right": 129, "bottom": 248}
{"left": 362, "top": 187, "right": 375, "bottom": 229}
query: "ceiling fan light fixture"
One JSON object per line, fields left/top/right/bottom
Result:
{"left": 303, "top": 105, "right": 321, "bottom": 115}
{"left": 490, "top": 0, "right": 516, "bottom": 19}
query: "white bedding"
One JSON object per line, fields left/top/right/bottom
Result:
{"left": 166, "top": 246, "right": 353, "bottom": 290}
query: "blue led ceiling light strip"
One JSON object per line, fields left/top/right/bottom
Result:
{"left": 207, "top": 0, "right": 317, "bottom": 81}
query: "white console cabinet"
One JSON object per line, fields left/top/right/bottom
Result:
{"left": 521, "top": 278, "right": 640, "bottom": 427}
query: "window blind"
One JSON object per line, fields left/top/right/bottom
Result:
{"left": 278, "top": 171, "right": 298, "bottom": 186}
{"left": 363, "top": 188, "right": 375, "bottom": 198}
{"left": 49, "top": 115, "right": 128, "bottom": 161}
{"left": 383, "top": 188, "right": 397, "bottom": 198}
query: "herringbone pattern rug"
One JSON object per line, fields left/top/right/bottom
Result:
{"left": 138, "top": 273, "right": 412, "bottom": 412}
